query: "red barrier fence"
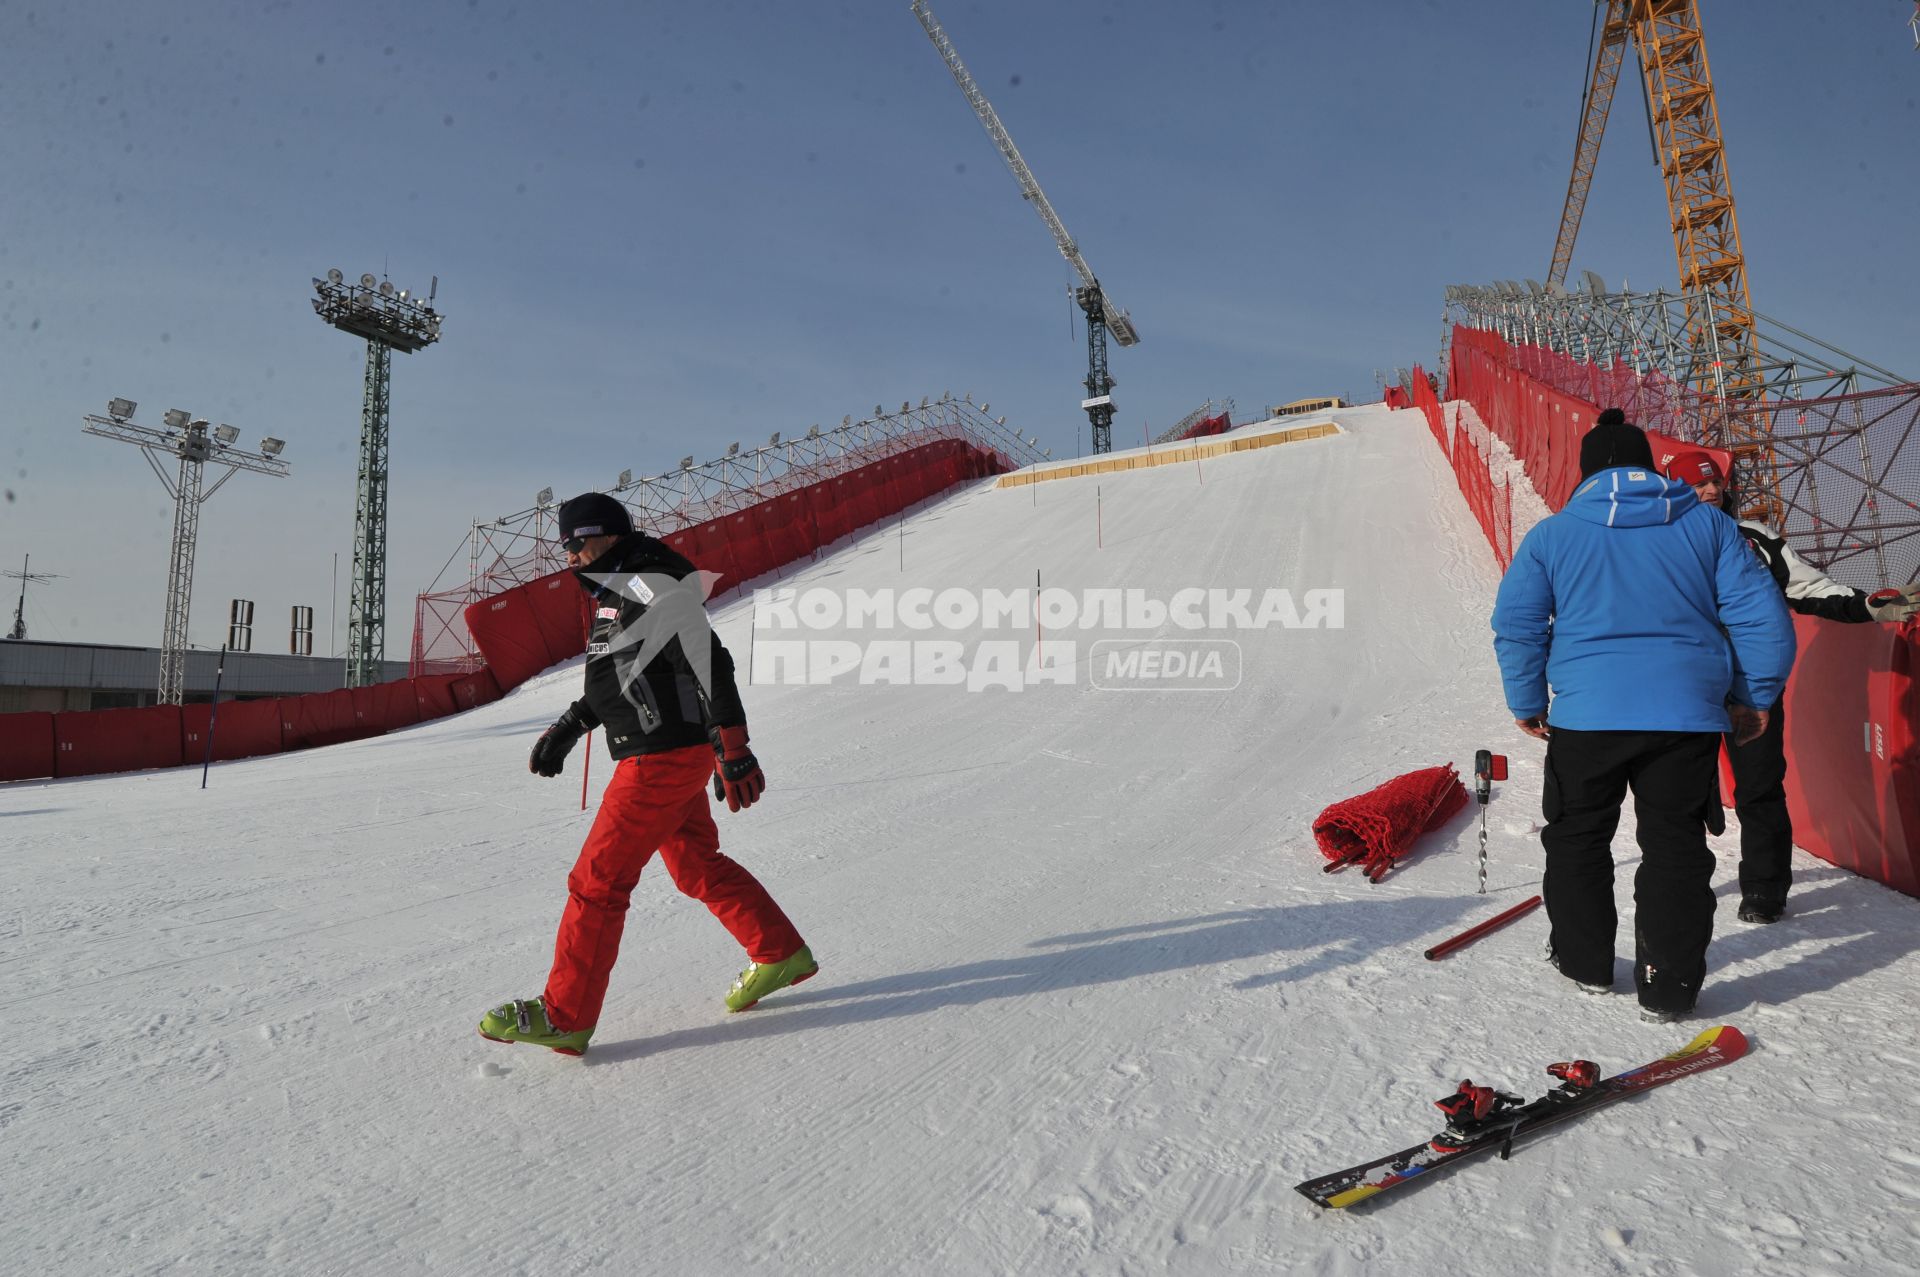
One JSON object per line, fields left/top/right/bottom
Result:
{"left": 0, "top": 436, "right": 1039, "bottom": 784}
{"left": 463, "top": 436, "right": 1004, "bottom": 697}
{"left": 55, "top": 705, "right": 184, "bottom": 778}
{"left": 1777, "top": 615, "right": 1920, "bottom": 897}
{"left": 1, "top": 711, "right": 55, "bottom": 782}
{"left": 182, "top": 698, "right": 285, "bottom": 764}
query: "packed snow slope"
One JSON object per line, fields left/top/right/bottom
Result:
{"left": 6, "top": 404, "right": 1920, "bottom": 1276}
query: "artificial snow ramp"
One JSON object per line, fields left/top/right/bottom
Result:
{"left": 5, "top": 403, "right": 1920, "bottom": 1274}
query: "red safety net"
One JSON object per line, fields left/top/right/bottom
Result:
{"left": 1312, "top": 764, "right": 1469, "bottom": 882}
{"left": 181, "top": 699, "right": 285, "bottom": 764}
{"left": 1383, "top": 385, "right": 1413, "bottom": 411}
{"left": 54, "top": 705, "right": 184, "bottom": 778}
{"left": 1412, "top": 364, "right": 1449, "bottom": 459}
{"left": 0, "top": 711, "right": 54, "bottom": 782}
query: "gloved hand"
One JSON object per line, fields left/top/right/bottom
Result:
{"left": 1866, "top": 585, "right": 1920, "bottom": 623}
{"left": 529, "top": 705, "right": 590, "bottom": 777}
{"left": 1727, "top": 703, "right": 1769, "bottom": 747}
{"left": 709, "top": 724, "right": 766, "bottom": 812}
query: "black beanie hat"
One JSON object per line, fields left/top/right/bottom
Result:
{"left": 557, "top": 492, "right": 633, "bottom": 542}
{"left": 1578, "top": 408, "right": 1656, "bottom": 479}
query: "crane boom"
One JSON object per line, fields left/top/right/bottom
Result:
{"left": 1547, "top": 1, "right": 1632, "bottom": 288}
{"left": 910, "top": 0, "right": 1137, "bottom": 347}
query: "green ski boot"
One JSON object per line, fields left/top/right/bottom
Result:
{"left": 477, "top": 997, "right": 594, "bottom": 1056}
{"left": 725, "top": 945, "right": 819, "bottom": 1012}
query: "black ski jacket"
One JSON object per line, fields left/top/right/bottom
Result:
{"left": 1736, "top": 520, "right": 1870, "bottom": 624}
{"left": 564, "top": 532, "right": 746, "bottom": 760}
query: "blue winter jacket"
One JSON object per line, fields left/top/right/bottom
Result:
{"left": 1491, "top": 465, "right": 1795, "bottom": 731}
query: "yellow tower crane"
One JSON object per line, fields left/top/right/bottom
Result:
{"left": 1547, "top": 1, "right": 1780, "bottom": 519}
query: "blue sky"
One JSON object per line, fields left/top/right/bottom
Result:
{"left": 2, "top": 0, "right": 1915, "bottom": 651}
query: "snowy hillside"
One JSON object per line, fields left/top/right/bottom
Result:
{"left": 5, "top": 404, "right": 1919, "bottom": 1275}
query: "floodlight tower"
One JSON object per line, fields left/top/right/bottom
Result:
{"left": 81, "top": 398, "right": 291, "bottom": 703}
{"left": 311, "top": 268, "right": 443, "bottom": 687}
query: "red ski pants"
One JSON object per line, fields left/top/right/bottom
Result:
{"left": 542, "top": 744, "right": 803, "bottom": 1032}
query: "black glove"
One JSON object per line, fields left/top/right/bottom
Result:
{"left": 529, "top": 705, "right": 590, "bottom": 778}
{"left": 709, "top": 723, "right": 766, "bottom": 812}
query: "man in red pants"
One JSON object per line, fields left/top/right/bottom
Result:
{"left": 479, "top": 492, "right": 815, "bottom": 1056}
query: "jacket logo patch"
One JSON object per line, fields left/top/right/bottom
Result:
{"left": 629, "top": 575, "right": 655, "bottom": 604}
{"left": 597, "top": 607, "right": 619, "bottom": 620}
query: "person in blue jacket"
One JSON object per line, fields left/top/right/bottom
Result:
{"left": 1492, "top": 408, "right": 1796, "bottom": 1022}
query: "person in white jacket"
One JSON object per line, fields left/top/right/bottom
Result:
{"left": 1664, "top": 450, "right": 1920, "bottom": 923}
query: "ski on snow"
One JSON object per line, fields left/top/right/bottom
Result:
{"left": 1295, "top": 1024, "right": 1749, "bottom": 1209}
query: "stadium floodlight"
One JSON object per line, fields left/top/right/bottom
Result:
{"left": 809, "top": 425, "right": 821, "bottom": 438}
{"left": 920, "top": 396, "right": 929, "bottom": 408}
{"left": 874, "top": 404, "right": 884, "bottom": 417}
{"left": 841, "top": 415, "right": 851, "bottom": 428}
{"left": 327, "top": 268, "right": 344, "bottom": 284}
{"left": 81, "top": 403, "right": 289, "bottom": 704}
{"left": 617, "top": 469, "right": 632, "bottom": 488}
{"left": 378, "top": 281, "right": 394, "bottom": 297}
{"left": 259, "top": 437, "right": 285, "bottom": 457}
{"left": 680, "top": 456, "right": 695, "bottom": 470}
{"left": 768, "top": 431, "right": 780, "bottom": 447}
{"left": 981, "top": 403, "right": 990, "bottom": 414}
{"left": 535, "top": 487, "right": 553, "bottom": 507}
{"left": 360, "top": 273, "right": 377, "bottom": 288}
{"left": 726, "top": 442, "right": 740, "bottom": 457}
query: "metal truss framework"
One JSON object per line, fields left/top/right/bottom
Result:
{"left": 410, "top": 396, "right": 1047, "bottom": 674}
{"left": 1444, "top": 279, "right": 1920, "bottom": 589}
{"left": 1151, "top": 399, "right": 1236, "bottom": 446}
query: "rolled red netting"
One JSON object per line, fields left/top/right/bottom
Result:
{"left": 1312, "top": 764, "right": 1468, "bottom": 882}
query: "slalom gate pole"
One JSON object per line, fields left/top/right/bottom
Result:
{"left": 1423, "top": 895, "right": 1541, "bottom": 961}
{"left": 581, "top": 731, "right": 592, "bottom": 811}
{"left": 199, "top": 644, "right": 228, "bottom": 790}
{"left": 1035, "top": 568, "right": 1043, "bottom": 663}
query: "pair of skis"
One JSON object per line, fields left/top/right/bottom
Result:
{"left": 1295, "top": 1024, "right": 1749, "bottom": 1209}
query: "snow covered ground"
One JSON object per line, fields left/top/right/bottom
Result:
{"left": 6, "top": 403, "right": 1919, "bottom": 1275}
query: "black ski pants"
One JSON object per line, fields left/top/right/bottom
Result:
{"left": 1725, "top": 700, "right": 1791, "bottom": 909}
{"left": 1541, "top": 727, "right": 1720, "bottom": 1009}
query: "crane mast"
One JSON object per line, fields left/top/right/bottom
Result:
{"left": 911, "top": 0, "right": 1138, "bottom": 454}
{"left": 1546, "top": 0, "right": 1777, "bottom": 520}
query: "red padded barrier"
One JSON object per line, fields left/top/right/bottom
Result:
{"left": 351, "top": 680, "right": 421, "bottom": 735}
{"left": 464, "top": 582, "right": 559, "bottom": 692}
{"left": 449, "top": 667, "right": 502, "bottom": 711}
{"left": 525, "top": 573, "right": 592, "bottom": 669}
{"left": 412, "top": 673, "right": 461, "bottom": 720}
{"left": 181, "top": 699, "right": 285, "bottom": 764}
{"left": 0, "top": 711, "right": 55, "bottom": 782}
{"left": 1777, "top": 616, "right": 1920, "bottom": 898}
{"left": 280, "top": 688, "right": 376, "bottom": 751}
{"left": 54, "top": 705, "right": 184, "bottom": 777}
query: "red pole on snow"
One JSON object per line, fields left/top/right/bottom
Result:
{"left": 1423, "top": 895, "right": 1542, "bottom": 961}
{"left": 581, "top": 730, "right": 593, "bottom": 811}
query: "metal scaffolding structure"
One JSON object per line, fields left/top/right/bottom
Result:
{"left": 410, "top": 395, "right": 1047, "bottom": 674}
{"left": 81, "top": 401, "right": 291, "bottom": 704}
{"left": 1444, "top": 277, "right": 1920, "bottom": 589}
